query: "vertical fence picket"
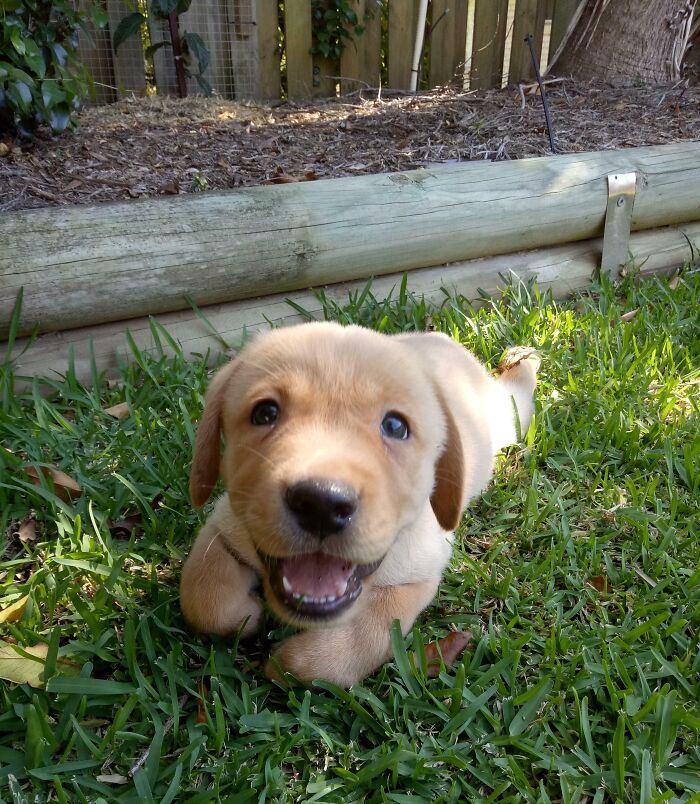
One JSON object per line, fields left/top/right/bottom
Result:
{"left": 255, "top": 0, "right": 281, "bottom": 99}
{"left": 548, "top": 0, "right": 578, "bottom": 65}
{"left": 388, "top": 0, "right": 418, "bottom": 89}
{"left": 340, "top": 0, "right": 362, "bottom": 93}
{"left": 361, "top": 3, "right": 382, "bottom": 88}
{"left": 429, "top": 0, "right": 468, "bottom": 89}
{"left": 451, "top": 0, "right": 468, "bottom": 82}
{"left": 429, "top": 0, "right": 453, "bottom": 87}
{"left": 285, "top": 0, "right": 313, "bottom": 98}
{"left": 508, "top": 0, "right": 546, "bottom": 82}
{"left": 470, "top": 0, "right": 508, "bottom": 88}
{"left": 312, "top": 55, "right": 337, "bottom": 96}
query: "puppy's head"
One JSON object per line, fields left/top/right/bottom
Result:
{"left": 190, "top": 322, "right": 463, "bottom": 626}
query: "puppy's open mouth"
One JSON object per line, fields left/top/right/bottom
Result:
{"left": 264, "top": 552, "right": 383, "bottom": 619}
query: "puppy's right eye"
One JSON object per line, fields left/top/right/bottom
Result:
{"left": 251, "top": 400, "right": 279, "bottom": 426}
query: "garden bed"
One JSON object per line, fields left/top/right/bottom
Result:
{"left": 1, "top": 80, "right": 699, "bottom": 211}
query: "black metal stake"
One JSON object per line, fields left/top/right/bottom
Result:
{"left": 525, "top": 34, "right": 557, "bottom": 153}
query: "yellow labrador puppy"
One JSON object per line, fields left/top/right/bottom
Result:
{"left": 181, "top": 322, "right": 538, "bottom": 686}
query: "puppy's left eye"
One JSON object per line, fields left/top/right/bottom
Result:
{"left": 381, "top": 412, "right": 409, "bottom": 440}
{"left": 251, "top": 400, "right": 279, "bottom": 426}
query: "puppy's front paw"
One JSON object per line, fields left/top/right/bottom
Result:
{"left": 183, "top": 586, "right": 263, "bottom": 638}
{"left": 265, "top": 629, "right": 371, "bottom": 688}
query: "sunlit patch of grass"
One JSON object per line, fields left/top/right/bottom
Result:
{"left": 1, "top": 269, "right": 698, "bottom": 801}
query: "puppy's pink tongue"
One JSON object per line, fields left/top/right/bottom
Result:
{"left": 281, "top": 553, "right": 355, "bottom": 598}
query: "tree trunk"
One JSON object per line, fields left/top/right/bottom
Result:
{"left": 551, "top": 0, "right": 696, "bottom": 85}
{"left": 686, "top": 12, "right": 700, "bottom": 81}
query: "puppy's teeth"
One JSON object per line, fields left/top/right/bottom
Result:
{"left": 282, "top": 576, "right": 293, "bottom": 595}
{"left": 292, "top": 592, "right": 302, "bottom": 600}
{"left": 336, "top": 580, "right": 348, "bottom": 597}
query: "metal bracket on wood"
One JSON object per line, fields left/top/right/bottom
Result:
{"left": 601, "top": 172, "right": 637, "bottom": 279}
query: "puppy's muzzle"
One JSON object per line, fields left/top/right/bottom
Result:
{"left": 285, "top": 478, "right": 357, "bottom": 537}
{"left": 261, "top": 478, "right": 382, "bottom": 621}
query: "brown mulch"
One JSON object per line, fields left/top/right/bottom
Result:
{"left": 1, "top": 80, "right": 699, "bottom": 212}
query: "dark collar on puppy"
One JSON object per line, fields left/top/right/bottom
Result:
{"left": 218, "top": 533, "right": 258, "bottom": 574}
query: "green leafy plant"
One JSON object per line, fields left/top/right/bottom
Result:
{"left": 311, "top": 0, "right": 369, "bottom": 59}
{"left": 0, "top": 0, "right": 107, "bottom": 136}
{"left": 113, "top": 0, "right": 211, "bottom": 95}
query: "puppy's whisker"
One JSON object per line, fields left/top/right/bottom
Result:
{"left": 240, "top": 444, "right": 277, "bottom": 470}
{"left": 203, "top": 530, "right": 222, "bottom": 560}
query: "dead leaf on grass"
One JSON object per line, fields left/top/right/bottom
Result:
{"left": 418, "top": 630, "right": 473, "bottom": 678}
{"left": 197, "top": 679, "right": 208, "bottom": 723}
{"left": 158, "top": 179, "right": 179, "bottom": 195}
{"left": 668, "top": 273, "right": 681, "bottom": 290}
{"left": 495, "top": 346, "right": 541, "bottom": 375}
{"left": 588, "top": 575, "right": 613, "bottom": 594}
{"left": 149, "top": 489, "right": 167, "bottom": 509}
{"left": 0, "top": 641, "right": 47, "bottom": 686}
{"left": 265, "top": 167, "right": 318, "bottom": 184}
{"left": 16, "top": 516, "right": 38, "bottom": 543}
{"left": 96, "top": 774, "right": 129, "bottom": 785}
{"left": 0, "top": 595, "right": 29, "bottom": 624}
{"left": 108, "top": 514, "right": 142, "bottom": 538}
{"left": 104, "top": 401, "right": 130, "bottom": 419}
{"left": 23, "top": 465, "right": 82, "bottom": 501}
{"left": 0, "top": 641, "right": 78, "bottom": 686}
{"left": 620, "top": 308, "right": 639, "bottom": 322}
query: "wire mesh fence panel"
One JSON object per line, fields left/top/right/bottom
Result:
{"left": 76, "top": 0, "right": 118, "bottom": 103}
{"left": 108, "top": 0, "right": 147, "bottom": 96}
{"left": 148, "top": 14, "right": 178, "bottom": 95}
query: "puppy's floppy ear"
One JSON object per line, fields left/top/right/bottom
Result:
{"left": 430, "top": 392, "right": 465, "bottom": 531}
{"left": 190, "top": 360, "right": 238, "bottom": 507}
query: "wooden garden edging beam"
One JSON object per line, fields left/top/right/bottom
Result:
{"left": 7, "top": 221, "right": 699, "bottom": 385}
{"left": 2, "top": 142, "right": 700, "bottom": 340}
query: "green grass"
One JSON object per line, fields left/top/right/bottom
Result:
{"left": 1, "top": 269, "right": 699, "bottom": 803}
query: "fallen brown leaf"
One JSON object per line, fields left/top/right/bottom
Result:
{"left": 17, "top": 516, "right": 37, "bottom": 543}
{"left": 0, "top": 641, "right": 48, "bottom": 686}
{"left": 588, "top": 575, "right": 613, "bottom": 594}
{"left": 0, "top": 642, "right": 79, "bottom": 687}
{"left": 668, "top": 273, "right": 681, "bottom": 290}
{"left": 620, "top": 308, "right": 639, "bottom": 322}
{"left": 96, "top": 774, "right": 129, "bottom": 785}
{"left": 197, "top": 679, "right": 208, "bottom": 723}
{"left": 0, "top": 595, "right": 29, "bottom": 624}
{"left": 108, "top": 514, "right": 142, "bottom": 538}
{"left": 23, "top": 465, "right": 82, "bottom": 501}
{"left": 104, "top": 401, "right": 130, "bottom": 419}
{"left": 419, "top": 630, "right": 473, "bottom": 678}
{"left": 495, "top": 346, "right": 541, "bottom": 375}
{"left": 265, "top": 166, "right": 319, "bottom": 184}
{"left": 149, "top": 490, "right": 166, "bottom": 509}
{"left": 158, "top": 180, "right": 179, "bottom": 195}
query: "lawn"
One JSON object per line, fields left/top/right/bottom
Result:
{"left": 1, "top": 270, "right": 699, "bottom": 803}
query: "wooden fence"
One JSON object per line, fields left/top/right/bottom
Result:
{"left": 79, "top": 0, "right": 579, "bottom": 103}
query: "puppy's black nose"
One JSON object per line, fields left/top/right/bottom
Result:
{"left": 285, "top": 479, "right": 358, "bottom": 536}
